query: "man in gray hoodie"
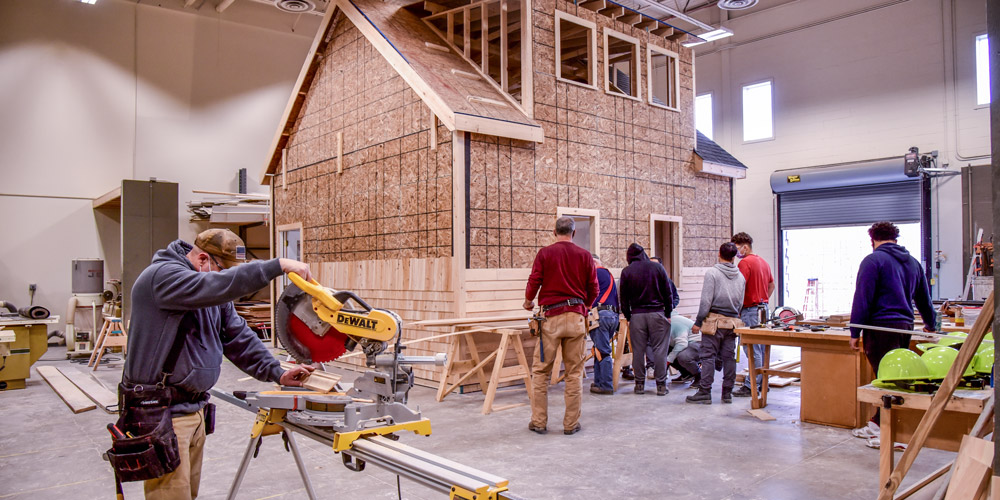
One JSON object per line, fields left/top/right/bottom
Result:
{"left": 124, "top": 229, "right": 315, "bottom": 500}
{"left": 686, "top": 242, "right": 746, "bottom": 405}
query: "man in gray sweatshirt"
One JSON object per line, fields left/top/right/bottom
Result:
{"left": 686, "top": 242, "right": 746, "bottom": 405}
{"left": 124, "top": 229, "right": 315, "bottom": 500}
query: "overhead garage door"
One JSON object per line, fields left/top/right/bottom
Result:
{"left": 778, "top": 181, "right": 922, "bottom": 229}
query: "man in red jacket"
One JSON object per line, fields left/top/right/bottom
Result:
{"left": 523, "top": 216, "right": 599, "bottom": 435}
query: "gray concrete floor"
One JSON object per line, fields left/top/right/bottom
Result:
{"left": 0, "top": 346, "right": 955, "bottom": 499}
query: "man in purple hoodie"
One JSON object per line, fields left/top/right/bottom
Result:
{"left": 849, "top": 221, "right": 936, "bottom": 441}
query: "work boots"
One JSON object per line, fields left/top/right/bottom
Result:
{"left": 634, "top": 381, "right": 645, "bottom": 394}
{"left": 656, "top": 382, "right": 668, "bottom": 396}
{"left": 685, "top": 389, "right": 712, "bottom": 404}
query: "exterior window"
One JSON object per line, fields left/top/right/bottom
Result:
{"left": 648, "top": 45, "right": 678, "bottom": 109}
{"left": 742, "top": 80, "right": 773, "bottom": 142}
{"left": 555, "top": 11, "right": 597, "bottom": 88}
{"left": 605, "top": 30, "right": 640, "bottom": 99}
{"left": 695, "top": 93, "right": 713, "bottom": 139}
{"left": 977, "top": 34, "right": 990, "bottom": 105}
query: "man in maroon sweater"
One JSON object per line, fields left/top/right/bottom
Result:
{"left": 523, "top": 216, "right": 599, "bottom": 435}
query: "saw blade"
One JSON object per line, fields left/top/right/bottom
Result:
{"left": 276, "top": 283, "right": 350, "bottom": 363}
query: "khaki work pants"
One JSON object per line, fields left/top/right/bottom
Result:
{"left": 530, "top": 311, "right": 587, "bottom": 431}
{"left": 144, "top": 410, "right": 206, "bottom": 500}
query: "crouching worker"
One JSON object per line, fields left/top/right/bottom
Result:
{"left": 117, "top": 229, "right": 316, "bottom": 500}
{"left": 666, "top": 313, "right": 700, "bottom": 386}
{"left": 686, "top": 242, "right": 745, "bottom": 405}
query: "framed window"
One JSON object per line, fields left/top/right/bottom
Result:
{"left": 976, "top": 34, "right": 990, "bottom": 105}
{"left": 556, "top": 207, "right": 600, "bottom": 253}
{"left": 695, "top": 93, "right": 713, "bottom": 139}
{"left": 605, "top": 29, "right": 640, "bottom": 100}
{"left": 742, "top": 80, "right": 773, "bottom": 142}
{"left": 649, "top": 215, "right": 682, "bottom": 287}
{"left": 647, "top": 45, "right": 678, "bottom": 109}
{"left": 555, "top": 11, "right": 597, "bottom": 89}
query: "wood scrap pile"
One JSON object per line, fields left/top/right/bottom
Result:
{"left": 235, "top": 301, "right": 271, "bottom": 328}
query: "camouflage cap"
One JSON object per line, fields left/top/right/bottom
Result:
{"left": 194, "top": 229, "right": 246, "bottom": 269}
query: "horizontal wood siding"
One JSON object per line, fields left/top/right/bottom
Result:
{"left": 314, "top": 257, "right": 456, "bottom": 383}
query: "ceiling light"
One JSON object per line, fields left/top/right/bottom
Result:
{"left": 79, "top": 0, "right": 97, "bottom": 4}
{"left": 700, "top": 27, "right": 734, "bottom": 41}
{"left": 681, "top": 27, "right": 733, "bottom": 47}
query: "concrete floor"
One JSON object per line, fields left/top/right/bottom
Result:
{"left": 0, "top": 346, "right": 955, "bottom": 500}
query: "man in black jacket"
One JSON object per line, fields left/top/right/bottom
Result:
{"left": 619, "top": 243, "right": 673, "bottom": 396}
{"left": 644, "top": 256, "right": 681, "bottom": 380}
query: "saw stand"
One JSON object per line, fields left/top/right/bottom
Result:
{"left": 227, "top": 404, "right": 318, "bottom": 500}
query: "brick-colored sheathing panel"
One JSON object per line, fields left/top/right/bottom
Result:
{"left": 466, "top": 0, "right": 732, "bottom": 269}
{"left": 274, "top": 15, "right": 453, "bottom": 263}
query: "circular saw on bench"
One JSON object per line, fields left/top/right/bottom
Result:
{"left": 276, "top": 273, "right": 400, "bottom": 365}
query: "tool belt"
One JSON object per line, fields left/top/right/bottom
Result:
{"left": 541, "top": 298, "right": 584, "bottom": 312}
{"left": 106, "top": 381, "right": 181, "bottom": 482}
{"left": 700, "top": 312, "right": 745, "bottom": 336}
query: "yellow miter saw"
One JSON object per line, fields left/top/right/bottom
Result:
{"left": 277, "top": 272, "right": 400, "bottom": 365}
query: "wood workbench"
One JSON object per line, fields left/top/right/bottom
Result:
{"left": 735, "top": 326, "right": 874, "bottom": 428}
{"left": 857, "top": 384, "right": 991, "bottom": 487}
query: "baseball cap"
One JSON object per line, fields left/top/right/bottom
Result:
{"left": 194, "top": 229, "right": 247, "bottom": 269}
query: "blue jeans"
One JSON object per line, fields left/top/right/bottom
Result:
{"left": 740, "top": 304, "right": 767, "bottom": 390}
{"left": 589, "top": 309, "right": 619, "bottom": 391}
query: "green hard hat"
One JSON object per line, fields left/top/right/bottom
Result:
{"left": 986, "top": 332, "right": 994, "bottom": 342}
{"left": 916, "top": 342, "right": 938, "bottom": 353}
{"left": 878, "top": 349, "right": 931, "bottom": 382}
{"left": 937, "top": 332, "right": 967, "bottom": 348}
{"left": 920, "top": 346, "right": 975, "bottom": 379}
{"left": 973, "top": 343, "right": 994, "bottom": 375}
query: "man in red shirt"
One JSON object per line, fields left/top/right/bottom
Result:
{"left": 730, "top": 232, "right": 775, "bottom": 398}
{"left": 523, "top": 216, "right": 599, "bottom": 435}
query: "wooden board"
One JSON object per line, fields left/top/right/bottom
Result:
{"left": 36, "top": 366, "right": 97, "bottom": 413}
{"left": 57, "top": 366, "right": 118, "bottom": 412}
{"left": 747, "top": 409, "right": 776, "bottom": 421}
{"left": 944, "top": 435, "right": 993, "bottom": 500}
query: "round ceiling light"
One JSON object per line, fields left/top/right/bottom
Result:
{"left": 275, "top": 0, "right": 316, "bottom": 13}
{"left": 717, "top": 0, "right": 758, "bottom": 10}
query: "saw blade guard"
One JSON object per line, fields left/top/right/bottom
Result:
{"left": 277, "top": 273, "right": 400, "bottom": 364}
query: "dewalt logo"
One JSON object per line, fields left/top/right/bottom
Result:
{"left": 337, "top": 313, "right": 377, "bottom": 331}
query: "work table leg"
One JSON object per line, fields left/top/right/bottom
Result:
{"left": 879, "top": 405, "right": 894, "bottom": 488}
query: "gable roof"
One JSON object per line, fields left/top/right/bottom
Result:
{"left": 693, "top": 130, "right": 748, "bottom": 179}
{"left": 260, "top": 0, "right": 543, "bottom": 184}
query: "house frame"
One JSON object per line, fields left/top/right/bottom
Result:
{"left": 260, "top": 0, "right": 746, "bottom": 381}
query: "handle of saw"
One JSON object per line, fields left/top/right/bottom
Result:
{"left": 288, "top": 272, "right": 344, "bottom": 313}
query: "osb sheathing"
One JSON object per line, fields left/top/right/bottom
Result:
{"left": 467, "top": 0, "right": 732, "bottom": 269}
{"left": 274, "top": 15, "right": 454, "bottom": 262}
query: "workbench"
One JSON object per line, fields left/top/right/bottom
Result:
{"left": 0, "top": 316, "right": 57, "bottom": 390}
{"left": 735, "top": 326, "right": 874, "bottom": 428}
{"left": 856, "top": 384, "right": 990, "bottom": 487}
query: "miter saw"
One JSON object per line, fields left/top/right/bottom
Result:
{"left": 212, "top": 273, "right": 522, "bottom": 500}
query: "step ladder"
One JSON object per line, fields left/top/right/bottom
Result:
{"left": 88, "top": 317, "right": 127, "bottom": 370}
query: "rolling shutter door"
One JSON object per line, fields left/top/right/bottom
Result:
{"left": 778, "top": 181, "right": 922, "bottom": 230}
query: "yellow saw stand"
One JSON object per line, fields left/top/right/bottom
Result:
{"left": 211, "top": 388, "right": 518, "bottom": 500}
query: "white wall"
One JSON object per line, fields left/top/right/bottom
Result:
{"left": 692, "top": 0, "right": 989, "bottom": 301}
{"left": 0, "top": 0, "right": 316, "bottom": 322}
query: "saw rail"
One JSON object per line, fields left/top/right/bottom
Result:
{"left": 211, "top": 389, "right": 525, "bottom": 500}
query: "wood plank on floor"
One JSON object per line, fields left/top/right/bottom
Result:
{"left": 36, "top": 366, "right": 97, "bottom": 413}
{"left": 57, "top": 366, "right": 118, "bottom": 412}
